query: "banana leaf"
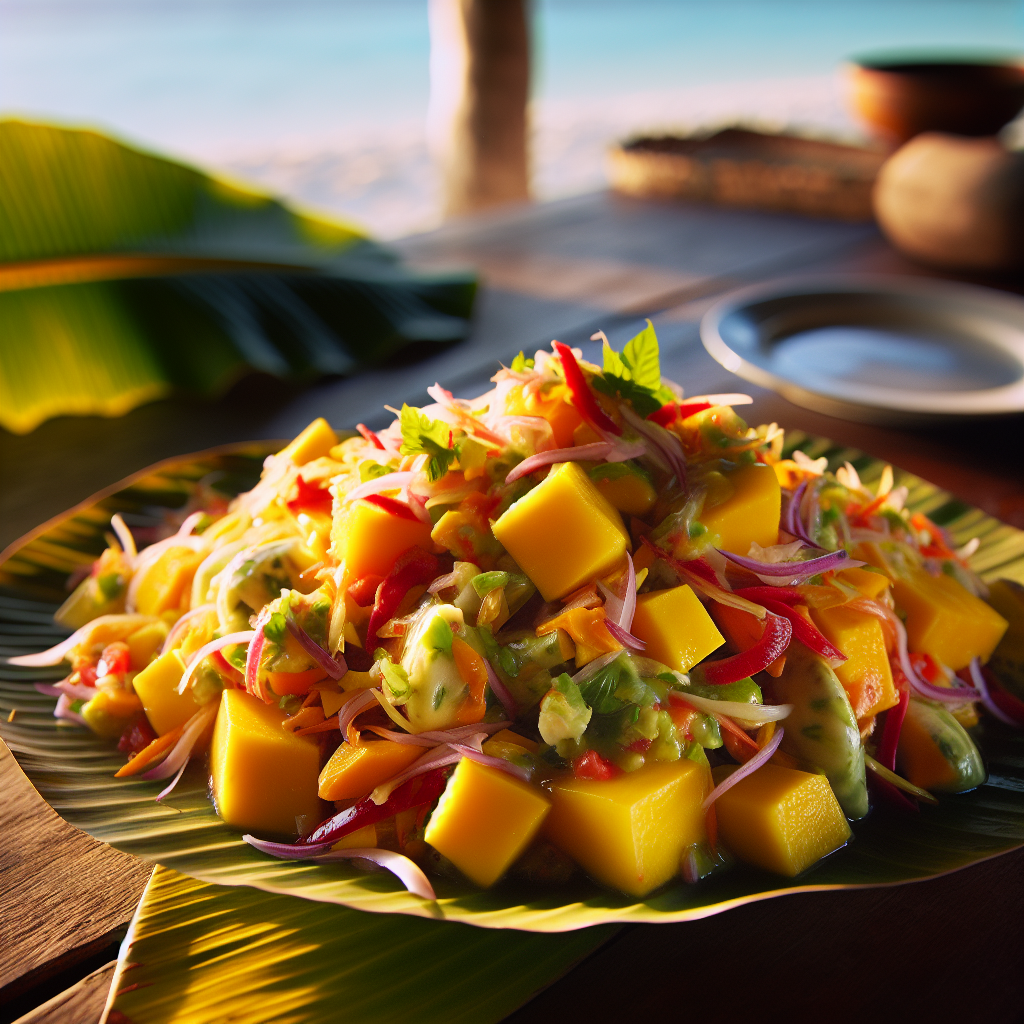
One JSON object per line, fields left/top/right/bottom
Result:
{"left": 1, "top": 436, "right": 1022, "bottom": 932}
{"left": 0, "top": 121, "right": 476, "bottom": 435}
{"left": 103, "top": 865, "right": 613, "bottom": 1024}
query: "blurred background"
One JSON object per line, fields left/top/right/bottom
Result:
{"left": 4, "top": 0, "right": 1022, "bottom": 239}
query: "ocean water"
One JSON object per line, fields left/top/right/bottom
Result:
{"left": 2, "top": 0, "right": 1022, "bottom": 237}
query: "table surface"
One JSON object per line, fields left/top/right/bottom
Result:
{"left": 1, "top": 191, "right": 1022, "bottom": 1024}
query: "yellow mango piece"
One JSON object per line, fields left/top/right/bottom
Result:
{"left": 278, "top": 417, "right": 339, "bottom": 465}
{"left": 125, "top": 621, "right": 168, "bottom": 669}
{"left": 536, "top": 606, "right": 621, "bottom": 666}
{"left": 712, "top": 763, "right": 851, "bottom": 876}
{"left": 424, "top": 757, "right": 551, "bottom": 887}
{"left": 837, "top": 566, "right": 890, "bottom": 601}
{"left": 545, "top": 759, "right": 706, "bottom": 896}
{"left": 492, "top": 461, "right": 631, "bottom": 601}
{"left": 983, "top": 579, "right": 1024, "bottom": 689}
{"left": 81, "top": 687, "right": 143, "bottom": 738}
{"left": 590, "top": 465, "right": 657, "bottom": 517}
{"left": 810, "top": 605, "right": 897, "bottom": 719}
{"left": 631, "top": 585, "right": 725, "bottom": 673}
{"left": 693, "top": 462, "right": 780, "bottom": 556}
{"left": 892, "top": 566, "right": 1007, "bottom": 671}
{"left": 133, "top": 546, "right": 204, "bottom": 616}
{"left": 332, "top": 498, "right": 434, "bottom": 581}
{"left": 210, "top": 688, "right": 322, "bottom": 835}
{"left": 132, "top": 649, "right": 201, "bottom": 735}
{"left": 318, "top": 740, "right": 423, "bottom": 801}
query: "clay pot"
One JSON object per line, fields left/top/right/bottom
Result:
{"left": 848, "top": 59, "right": 1024, "bottom": 146}
{"left": 873, "top": 132, "right": 1024, "bottom": 272}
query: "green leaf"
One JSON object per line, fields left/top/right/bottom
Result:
{"left": 595, "top": 320, "right": 674, "bottom": 417}
{"left": 359, "top": 461, "right": 392, "bottom": 483}
{"left": 399, "top": 405, "right": 460, "bottom": 482}
{"left": 107, "top": 866, "right": 613, "bottom": 1024}
{"left": 621, "top": 319, "right": 662, "bottom": 389}
{"left": 1, "top": 440, "right": 1023, "bottom": 934}
{"left": 0, "top": 120, "right": 477, "bottom": 435}
{"left": 510, "top": 351, "right": 535, "bottom": 372}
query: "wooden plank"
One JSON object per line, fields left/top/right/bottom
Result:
{"left": 0, "top": 743, "right": 151, "bottom": 1003}
{"left": 10, "top": 961, "right": 114, "bottom": 1024}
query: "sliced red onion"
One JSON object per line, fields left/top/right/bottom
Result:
{"left": 141, "top": 702, "right": 218, "bottom": 781}
{"left": 344, "top": 472, "right": 415, "bottom": 503}
{"left": 54, "top": 693, "right": 86, "bottom": 725}
{"left": 892, "top": 617, "right": 979, "bottom": 705}
{"left": 110, "top": 513, "right": 138, "bottom": 560}
{"left": 243, "top": 834, "right": 337, "bottom": 859}
{"left": 719, "top": 548, "right": 862, "bottom": 579}
{"left": 620, "top": 554, "right": 636, "bottom": 630}
{"left": 490, "top": 415, "right": 556, "bottom": 453}
{"left": 370, "top": 745, "right": 464, "bottom": 805}
{"left": 245, "top": 608, "right": 271, "bottom": 699}
{"left": 155, "top": 758, "right": 190, "bottom": 802}
{"left": 7, "top": 613, "right": 149, "bottom": 667}
{"left": 966, "top": 658, "right": 1018, "bottom": 726}
{"left": 620, "top": 404, "right": 688, "bottom": 489}
{"left": 449, "top": 742, "right": 531, "bottom": 781}
{"left": 684, "top": 393, "right": 753, "bottom": 408}
{"left": 781, "top": 480, "right": 805, "bottom": 538}
{"left": 483, "top": 658, "right": 518, "bottom": 719}
{"left": 504, "top": 440, "right": 646, "bottom": 484}
{"left": 338, "top": 687, "right": 380, "bottom": 741}
{"left": 364, "top": 726, "right": 439, "bottom": 747}
{"left": 427, "top": 571, "right": 461, "bottom": 594}
{"left": 673, "top": 689, "right": 792, "bottom": 727}
{"left": 702, "top": 725, "right": 785, "bottom": 810}
{"left": 605, "top": 620, "right": 645, "bottom": 650}
{"left": 55, "top": 678, "right": 100, "bottom": 700}
{"left": 174, "top": 510, "right": 207, "bottom": 540}
{"left": 286, "top": 619, "right": 347, "bottom": 680}
{"left": 365, "top": 720, "right": 510, "bottom": 746}
{"left": 161, "top": 603, "right": 216, "bottom": 655}
{"left": 597, "top": 579, "right": 622, "bottom": 625}
{"left": 177, "top": 630, "right": 254, "bottom": 696}
{"left": 33, "top": 682, "right": 64, "bottom": 698}
{"left": 427, "top": 382, "right": 509, "bottom": 446}
{"left": 307, "top": 848, "right": 437, "bottom": 899}
{"left": 405, "top": 488, "right": 433, "bottom": 525}
{"left": 571, "top": 649, "right": 623, "bottom": 686}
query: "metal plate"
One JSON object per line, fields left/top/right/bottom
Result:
{"left": 700, "top": 276, "right": 1024, "bottom": 424}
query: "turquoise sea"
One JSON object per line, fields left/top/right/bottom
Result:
{"left": 2, "top": 0, "right": 1022, "bottom": 235}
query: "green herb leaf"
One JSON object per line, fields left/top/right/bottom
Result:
{"left": 595, "top": 321, "right": 676, "bottom": 417}
{"left": 621, "top": 320, "right": 662, "bottom": 390}
{"left": 399, "top": 405, "right": 460, "bottom": 482}
{"left": 263, "top": 611, "right": 288, "bottom": 644}
{"left": 510, "top": 351, "right": 535, "bottom": 372}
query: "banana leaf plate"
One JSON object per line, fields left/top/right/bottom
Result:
{"left": 1, "top": 436, "right": 1023, "bottom": 934}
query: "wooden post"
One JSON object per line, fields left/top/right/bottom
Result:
{"left": 428, "top": 0, "right": 531, "bottom": 218}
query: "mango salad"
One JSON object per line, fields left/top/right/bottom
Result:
{"left": 17, "top": 323, "right": 1024, "bottom": 899}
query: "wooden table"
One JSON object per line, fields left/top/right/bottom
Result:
{"left": 2, "top": 192, "right": 1021, "bottom": 1024}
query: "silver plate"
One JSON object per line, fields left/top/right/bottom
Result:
{"left": 699, "top": 276, "right": 1024, "bottom": 424}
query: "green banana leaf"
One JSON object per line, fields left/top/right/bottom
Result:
{"left": 104, "top": 865, "right": 613, "bottom": 1024}
{"left": 1, "top": 435, "right": 1022, "bottom": 932}
{"left": 0, "top": 121, "right": 476, "bottom": 435}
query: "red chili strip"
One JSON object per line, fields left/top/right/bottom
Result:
{"left": 363, "top": 493, "right": 419, "bottom": 522}
{"left": 640, "top": 537, "right": 720, "bottom": 586}
{"left": 700, "top": 612, "right": 792, "bottom": 685}
{"left": 356, "top": 422, "right": 386, "bottom": 450}
{"left": 366, "top": 545, "right": 440, "bottom": 648}
{"left": 287, "top": 476, "right": 333, "bottom": 516}
{"left": 733, "top": 586, "right": 803, "bottom": 606}
{"left": 875, "top": 672, "right": 910, "bottom": 772}
{"left": 648, "top": 401, "right": 713, "bottom": 427}
{"left": 758, "top": 597, "right": 847, "bottom": 663}
{"left": 301, "top": 768, "right": 449, "bottom": 847}
{"left": 553, "top": 340, "right": 621, "bottom": 436}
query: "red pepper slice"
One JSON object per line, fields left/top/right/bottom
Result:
{"left": 876, "top": 670, "right": 910, "bottom": 772}
{"left": 648, "top": 400, "right": 714, "bottom": 427}
{"left": 287, "top": 476, "right": 333, "bottom": 516}
{"left": 983, "top": 666, "right": 1024, "bottom": 726}
{"left": 700, "top": 612, "right": 792, "bottom": 685}
{"left": 356, "top": 422, "right": 386, "bottom": 450}
{"left": 572, "top": 749, "right": 620, "bottom": 780}
{"left": 97, "top": 641, "right": 132, "bottom": 678}
{"left": 362, "top": 493, "right": 420, "bottom": 521}
{"left": 732, "top": 586, "right": 803, "bottom": 606}
{"left": 553, "top": 341, "right": 621, "bottom": 436}
{"left": 366, "top": 545, "right": 440, "bottom": 648}
{"left": 758, "top": 597, "right": 847, "bottom": 663}
{"left": 301, "top": 768, "right": 449, "bottom": 847}
{"left": 117, "top": 714, "right": 156, "bottom": 756}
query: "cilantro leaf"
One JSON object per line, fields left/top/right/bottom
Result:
{"left": 399, "top": 404, "right": 460, "bottom": 482}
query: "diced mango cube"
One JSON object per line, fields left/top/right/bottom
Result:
{"left": 837, "top": 566, "right": 890, "bottom": 601}
{"left": 492, "top": 461, "right": 631, "bottom": 601}
{"left": 694, "top": 462, "right": 780, "bottom": 556}
{"left": 318, "top": 739, "right": 423, "bottom": 801}
{"left": 631, "top": 585, "right": 725, "bottom": 673}
{"left": 424, "top": 757, "right": 551, "bottom": 887}
{"left": 712, "top": 762, "right": 851, "bottom": 876}
{"left": 133, "top": 547, "right": 204, "bottom": 616}
{"left": 589, "top": 464, "right": 657, "bottom": 517}
{"left": 332, "top": 498, "right": 434, "bottom": 581}
{"left": 81, "top": 686, "right": 143, "bottom": 738}
{"left": 891, "top": 566, "right": 1007, "bottom": 671}
{"left": 545, "top": 759, "right": 706, "bottom": 896}
{"left": 125, "top": 621, "right": 168, "bottom": 669}
{"left": 133, "top": 649, "right": 200, "bottom": 735}
{"left": 210, "top": 688, "right": 321, "bottom": 835}
{"left": 279, "top": 417, "right": 339, "bottom": 465}
{"left": 810, "top": 605, "right": 897, "bottom": 719}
